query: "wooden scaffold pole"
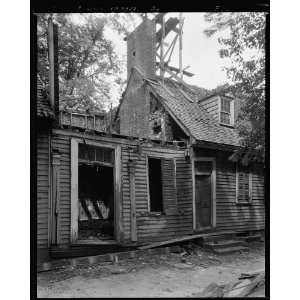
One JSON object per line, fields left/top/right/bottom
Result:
{"left": 179, "top": 13, "right": 183, "bottom": 80}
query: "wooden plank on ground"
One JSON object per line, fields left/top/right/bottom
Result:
{"left": 237, "top": 272, "right": 265, "bottom": 297}
{"left": 239, "top": 269, "right": 265, "bottom": 280}
{"left": 138, "top": 230, "right": 236, "bottom": 250}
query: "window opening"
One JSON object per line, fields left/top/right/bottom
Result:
{"left": 148, "top": 158, "right": 163, "bottom": 212}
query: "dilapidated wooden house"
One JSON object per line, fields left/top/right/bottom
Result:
{"left": 116, "top": 16, "right": 265, "bottom": 241}
{"left": 35, "top": 15, "right": 265, "bottom": 263}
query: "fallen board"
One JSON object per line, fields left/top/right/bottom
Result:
{"left": 138, "top": 230, "right": 237, "bottom": 250}
{"left": 237, "top": 272, "right": 265, "bottom": 297}
{"left": 239, "top": 269, "right": 265, "bottom": 279}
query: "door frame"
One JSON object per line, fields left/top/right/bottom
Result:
{"left": 192, "top": 157, "right": 216, "bottom": 231}
{"left": 70, "top": 138, "right": 122, "bottom": 243}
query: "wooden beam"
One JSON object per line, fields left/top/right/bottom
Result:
{"left": 138, "top": 230, "right": 238, "bottom": 250}
{"left": 70, "top": 138, "right": 79, "bottom": 243}
{"left": 179, "top": 13, "right": 183, "bottom": 80}
{"left": 156, "top": 62, "right": 194, "bottom": 77}
{"left": 163, "top": 67, "right": 194, "bottom": 92}
{"left": 156, "top": 17, "right": 179, "bottom": 42}
{"left": 237, "top": 272, "right": 265, "bottom": 297}
{"left": 154, "top": 13, "right": 167, "bottom": 24}
{"left": 163, "top": 34, "right": 178, "bottom": 61}
{"left": 160, "top": 14, "right": 165, "bottom": 80}
{"left": 48, "top": 17, "right": 59, "bottom": 119}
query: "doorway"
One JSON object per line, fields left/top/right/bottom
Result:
{"left": 70, "top": 139, "right": 120, "bottom": 244}
{"left": 194, "top": 158, "right": 216, "bottom": 230}
{"left": 78, "top": 163, "right": 114, "bottom": 241}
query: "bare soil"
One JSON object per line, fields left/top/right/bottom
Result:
{"left": 37, "top": 241, "right": 265, "bottom": 298}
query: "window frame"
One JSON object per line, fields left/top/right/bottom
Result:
{"left": 146, "top": 153, "right": 177, "bottom": 215}
{"left": 235, "top": 163, "right": 253, "bottom": 204}
{"left": 219, "top": 96, "right": 234, "bottom": 127}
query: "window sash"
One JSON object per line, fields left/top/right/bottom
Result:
{"left": 221, "top": 98, "right": 231, "bottom": 113}
{"left": 220, "top": 112, "right": 231, "bottom": 124}
{"left": 220, "top": 98, "right": 233, "bottom": 125}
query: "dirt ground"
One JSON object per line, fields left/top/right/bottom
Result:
{"left": 37, "top": 241, "right": 265, "bottom": 298}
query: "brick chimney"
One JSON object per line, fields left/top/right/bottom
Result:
{"left": 126, "top": 18, "right": 156, "bottom": 80}
{"left": 48, "top": 17, "right": 59, "bottom": 121}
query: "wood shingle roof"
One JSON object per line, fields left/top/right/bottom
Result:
{"left": 147, "top": 78, "right": 240, "bottom": 147}
{"left": 37, "top": 80, "right": 54, "bottom": 118}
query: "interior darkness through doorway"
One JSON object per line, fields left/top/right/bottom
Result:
{"left": 78, "top": 163, "right": 114, "bottom": 241}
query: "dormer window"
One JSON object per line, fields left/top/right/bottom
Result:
{"left": 219, "top": 97, "right": 234, "bottom": 126}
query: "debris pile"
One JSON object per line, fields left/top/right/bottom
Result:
{"left": 198, "top": 270, "right": 265, "bottom": 297}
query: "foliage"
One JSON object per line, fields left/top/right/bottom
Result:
{"left": 37, "top": 13, "right": 140, "bottom": 113}
{"left": 204, "top": 12, "right": 266, "bottom": 164}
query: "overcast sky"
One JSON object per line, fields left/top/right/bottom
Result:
{"left": 164, "top": 13, "right": 231, "bottom": 89}
{"left": 105, "top": 13, "right": 231, "bottom": 90}
{"left": 71, "top": 13, "right": 232, "bottom": 108}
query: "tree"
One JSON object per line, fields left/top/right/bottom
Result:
{"left": 37, "top": 13, "right": 140, "bottom": 113}
{"left": 204, "top": 12, "right": 266, "bottom": 164}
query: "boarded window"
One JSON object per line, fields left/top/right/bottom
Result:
{"left": 236, "top": 164, "right": 252, "bottom": 203}
{"left": 148, "top": 157, "right": 177, "bottom": 214}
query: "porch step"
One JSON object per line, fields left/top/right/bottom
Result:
{"left": 240, "top": 234, "right": 263, "bottom": 243}
{"left": 201, "top": 232, "right": 236, "bottom": 243}
{"left": 213, "top": 246, "right": 249, "bottom": 255}
{"left": 204, "top": 239, "right": 246, "bottom": 250}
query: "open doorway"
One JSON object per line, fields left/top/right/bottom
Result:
{"left": 78, "top": 144, "right": 115, "bottom": 242}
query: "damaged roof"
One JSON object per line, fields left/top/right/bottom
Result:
{"left": 146, "top": 77, "right": 241, "bottom": 147}
{"left": 37, "top": 80, "right": 54, "bottom": 118}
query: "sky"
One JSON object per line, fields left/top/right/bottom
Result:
{"left": 70, "top": 13, "right": 233, "bottom": 108}
{"left": 164, "top": 13, "right": 230, "bottom": 89}
{"left": 104, "top": 13, "right": 231, "bottom": 90}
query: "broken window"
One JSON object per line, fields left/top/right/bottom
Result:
{"left": 149, "top": 94, "right": 164, "bottom": 139}
{"left": 152, "top": 120, "right": 162, "bottom": 134}
{"left": 236, "top": 163, "right": 252, "bottom": 203}
{"left": 148, "top": 157, "right": 177, "bottom": 214}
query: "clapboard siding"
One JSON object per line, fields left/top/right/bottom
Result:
{"left": 194, "top": 147, "right": 265, "bottom": 233}
{"left": 124, "top": 148, "right": 194, "bottom": 243}
{"left": 37, "top": 132, "right": 50, "bottom": 248}
{"left": 50, "top": 129, "right": 190, "bottom": 245}
{"left": 199, "top": 95, "right": 220, "bottom": 121}
{"left": 51, "top": 134, "right": 71, "bottom": 246}
{"left": 44, "top": 129, "right": 264, "bottom": 248}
